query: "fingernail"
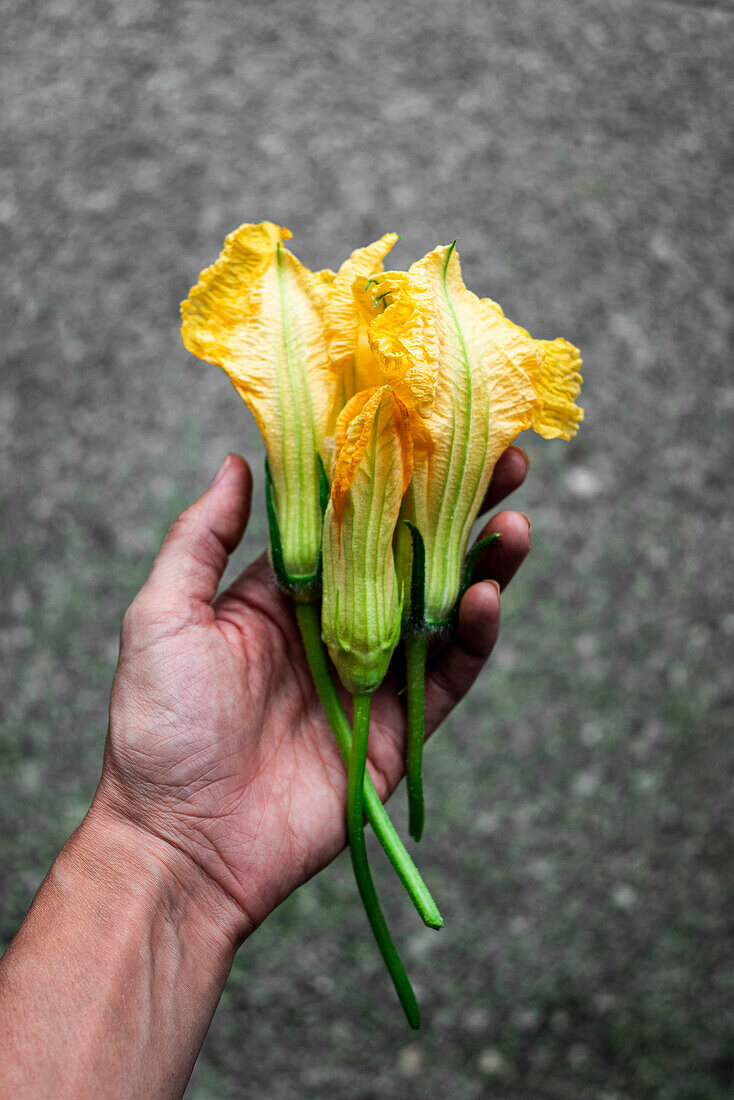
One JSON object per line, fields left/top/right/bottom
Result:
{"left": 510, "top": 444, "right": 529, "bottom": 465}
{"left": 487, "top": 579, "right": 501, "bottom": 596}
{"left": 518, "top": 511, "right": 532, "bottom": 535}
{"left": 211, "top": 454, "right": 233, "bottom": 487}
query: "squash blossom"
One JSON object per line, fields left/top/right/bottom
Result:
{"left": 320, "top": 391, "right": 406, "bottom": 695}
{"left": 321, "top": 271, "right": 439, "bottom": 694}
{"left": 395, "top": 243, "right": 584, "bottom": 628}
{"left": 180, "top": 221, "right": 336, "bottom": 595}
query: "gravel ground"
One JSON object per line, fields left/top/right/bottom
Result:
{"left": 2, "top": 1, "right": 733, "bottom": 1097}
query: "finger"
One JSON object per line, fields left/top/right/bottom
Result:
{"left": 478, "top": 445, "right": 529, "bottom": 517}
{"left": 471, "top": 509, "right": 531, "bottom": 590}
{"left": 424, "top": 580, "right": 501, "bottom": 734}
{"left": 142, "top": 454, "right": 252, "bottom": 611}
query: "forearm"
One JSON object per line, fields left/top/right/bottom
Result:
{"left": 0, "top": 802, "right": 243, "bottom": 1100}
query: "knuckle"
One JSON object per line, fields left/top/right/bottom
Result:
{"left": 167, "top": 509, "right": 195, "bottom": 542}
{"left": 166, "top": 511, "right": 224, "bottom": 574}
{"left": 187, "top": 527, "right": 224, "bottom": 574}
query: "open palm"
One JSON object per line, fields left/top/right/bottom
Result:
{"left": 99, "top": 451, "right": 530, "bottom": 937}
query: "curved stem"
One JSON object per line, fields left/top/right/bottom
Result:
{"left": 405, "top": 633, "right": 429, "bottom": 842}
{"left": 295, "top": 602, "right": 443, "bottom": 930}
{"left": 348, "top": 692, "right": 420, "bottom": 1029}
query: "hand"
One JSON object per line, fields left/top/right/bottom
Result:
{"left": 94, "top": 448, "right": 531, "bottom": 943}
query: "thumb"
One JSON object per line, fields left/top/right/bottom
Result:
{"left": 142, "top": 454, "right": 253, "bottom": 612}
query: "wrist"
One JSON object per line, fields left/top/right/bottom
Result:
{"left": 58, "top": 790, "right": 248, "bottom": 963}
{"left": 0, "top": 786, "right": 245, "bottom": 1098}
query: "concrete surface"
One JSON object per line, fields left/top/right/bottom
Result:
{"left": 1, "top": 1, "right": 733, "bottom": 1096}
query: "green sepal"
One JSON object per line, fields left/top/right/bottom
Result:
{"left": 318, "top": 453, "right": 330, "bottom": 517}
{"left": 404, "top": 521, "right": 427, "bottom": 633}
{"left": 459, "top": 533, "right": 501, "bottom": 602}
{"left": 403, "top": 524, "right": 501, "bottom": 635}
{"left": 264, "top": 457, "right": 322, "bottom": 603}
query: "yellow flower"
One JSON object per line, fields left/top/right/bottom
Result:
{"left": 180, "top": 222, "right": 336, "bottom": 589}
{"left": 321, "top": 269, "right": 439, "bottom": 693}
{"left": 321, "top": 389, "right": 411, "bottom": 695}
{"left": 396, "top": 243, "right": 584, "bottom": 627}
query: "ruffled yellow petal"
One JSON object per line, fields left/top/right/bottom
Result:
{"left": 531, "top": 338, "right": 584, "bottom": 440}
{"left": 181, "top": 221, "right": 334, "bottom": 426}
{"left": 180, "top": 221, "right": 336, "bottom": 576}
{"left": 360, "top": 271, "right": 439, "bottom": 418}
{"left": 331, "top": 383, "right": 415, "bottom": 525}
{"left": 331, "top": 387, "right": 383, "bottom": 521}
{"left": 334, "top": 388, "right": 376, "bottom": 459}
{"left": 324, "top": 233, "right": 400, "bottom": 404}
{"left": 481, "top": 298, "right": 584, "bottom": 440}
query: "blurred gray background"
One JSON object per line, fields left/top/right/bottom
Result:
{"left": 2, "top": 0, "right": 733, "bottom": 1096}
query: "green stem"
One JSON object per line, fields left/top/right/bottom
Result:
{"left": 405, "top": 633, "right": 429, "bottom": 842}
{"left": 348, "top": 692, "right": 420, "bottom": 1029}
{"left": 295, "top": 602, "right": 443, "bottom": 930}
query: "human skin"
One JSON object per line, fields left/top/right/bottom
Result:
{"left": 0, "top": 446, "right": 531, "bottom": 1100}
